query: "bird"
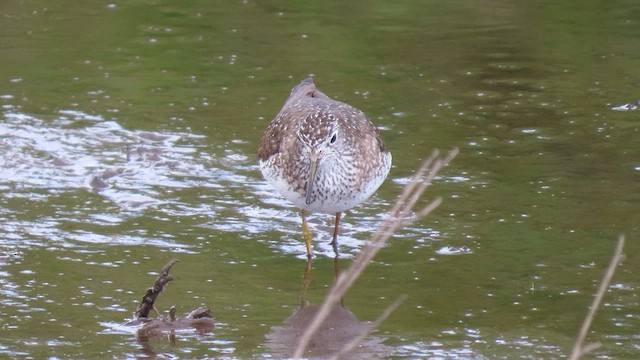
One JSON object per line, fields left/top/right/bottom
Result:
{"left": 258, "top": 78, "right": 391, "bottom": 258}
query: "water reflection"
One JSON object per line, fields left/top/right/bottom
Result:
{"left": 0, "top": 109, "right": 218, "bottom": 251}
{"left": 134, "top": 307, "right": 216, "bottom": 358}
{"left": 0, "top": 108, "right": 406, "bottom": 258}
{"left": 100, "top": 260, "right": 218, "bottom": 359}
{"left": 264, "top": 258, "right": 392, "bottom": 359}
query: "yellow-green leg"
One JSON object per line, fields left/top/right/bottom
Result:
{"left": 301, "top": 209, "right": 313, "bottom": 259}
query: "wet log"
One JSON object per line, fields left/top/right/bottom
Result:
{"left": 125, "top": 258, "right": 215, "bottom": 340}
{"left": 135, "top": 258, "right": 179, "bottom": 319}
{"left": 137, "top": 305, "right": 215, "bottom": 340}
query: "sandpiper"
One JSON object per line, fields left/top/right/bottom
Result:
{"left": 258, "top": 78, "right": 391, "bottom": 258}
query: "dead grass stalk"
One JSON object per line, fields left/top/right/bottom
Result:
{"left": 293, "top": 148, "right": 458, "bottom": 359}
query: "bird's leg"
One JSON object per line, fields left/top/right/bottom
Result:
{"left": 301, "top": 209, "right": 313, "bottom": 259}
{"left": 330, "top": 212, "right": 341, "bottom": 256}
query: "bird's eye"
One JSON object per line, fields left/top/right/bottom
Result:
{"left": 330, "top": 134, "right": 337, "bottom": 144}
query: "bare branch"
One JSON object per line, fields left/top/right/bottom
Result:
{"left": 569, "top": 235, "right": 625, "bottom": 360}
{"left": 134, "top": 258, "right": 180, "bottom": 319}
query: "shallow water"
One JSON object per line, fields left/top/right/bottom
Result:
{"left": 1, "top": 1, "right": 640, "bottom": 359}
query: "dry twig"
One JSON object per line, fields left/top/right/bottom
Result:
{"left": 293, "top": 148, "right": 458, "bottom": 359}
{"left": 569, "top": 235, "right": 625, "bottom": 360}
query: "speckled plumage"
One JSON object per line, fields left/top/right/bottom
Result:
{"left": 258, "top": 78, "right": 391, "bottom": 256}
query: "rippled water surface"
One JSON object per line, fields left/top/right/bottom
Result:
{"left": 2, "top": 1, "right": 640, "bottom": 359}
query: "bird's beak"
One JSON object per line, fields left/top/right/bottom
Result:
{"left": 305, "top": 154, "right": 319, "bottom": 205}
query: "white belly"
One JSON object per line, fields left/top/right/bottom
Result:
{"left": 259, "top": 151, "right": 391, "bottom": 214}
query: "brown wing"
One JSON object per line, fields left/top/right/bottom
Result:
{"left": 258, "top": 115, "right": 286, "bottom": 161}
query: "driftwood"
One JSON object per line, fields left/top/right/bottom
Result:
{"left": 125, "top": 259, "right": 215, "bottom": 339}
{"left": 136, "top": 306, "right": 215, "bottom": 341}
{"left": 135, "top": 258, "right": 179, "bottom": 318}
